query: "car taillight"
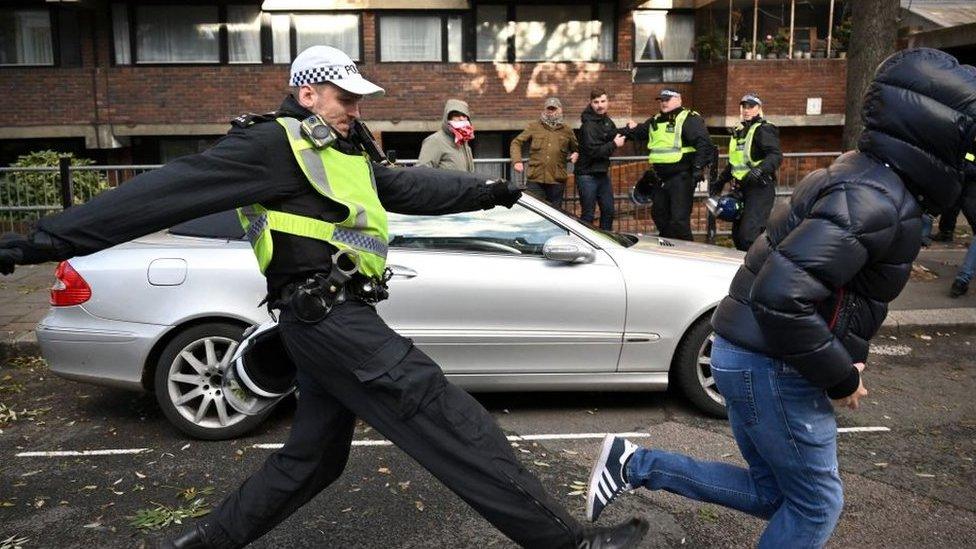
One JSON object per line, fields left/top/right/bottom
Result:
{"left": 50, "top": 261, "right": 91, "bottom": 306}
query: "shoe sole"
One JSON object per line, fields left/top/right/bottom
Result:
{"left": 586, "top": 434, "right": 618, "bottom": 522}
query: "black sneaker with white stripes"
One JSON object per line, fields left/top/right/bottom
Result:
{"left": 586, "top": 435, "right": 638, "bottom": 522}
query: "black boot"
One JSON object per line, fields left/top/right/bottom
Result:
{"left": 159, "top": 523, "right": 210, "bottom": 549}
{"left": 950, "top": 279, "right": 969, "bottom": 298}
{"left": 578, "top": 516, "right": 649, "bottom": 548}
{"left": 931, "top": 230, "right": 954, "bottom": 242}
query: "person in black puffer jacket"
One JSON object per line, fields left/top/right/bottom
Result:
{"left": 583, "top": 49, "right": 976, "bottom": 548}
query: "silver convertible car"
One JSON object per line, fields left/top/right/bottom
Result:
{"left": 36, "top": 195, "right": 743, "bottom": 439}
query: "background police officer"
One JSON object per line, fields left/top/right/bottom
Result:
{"left": 711, "top": 93, "right": 783, "bottom": 252}
{"left": 624, "top": 89, "right": 717, "bottom": 241}
{"left": 0, "top": 46, "right": 647, "bottom": 549}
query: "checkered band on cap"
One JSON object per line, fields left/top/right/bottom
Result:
{"left": 290, "top": 64, "right": 360, "bottom": 87}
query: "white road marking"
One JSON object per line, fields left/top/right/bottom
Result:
{"left": 869, "top": 344, "right": 913, "bottom": 356}
{"left": 13, "top": 429, "right": 890, "bottom": 458}
{"left": 15, "top": 448, "right": 151, "bottom": 457}
{"left": 837, "top": 426, "right": 890, "bottom": 433}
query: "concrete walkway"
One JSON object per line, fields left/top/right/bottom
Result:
{"left": 1, "top": 242, "right": 974, "bottom": 359}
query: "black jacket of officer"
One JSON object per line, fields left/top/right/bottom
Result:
{"left": 6, "top": 95, "right": 507, "bottom": 295}
{"left": 624, "top": 106, "right": 717, "bottom": 179}
{"left": 711, "top": 48, "right": 976, "bottom": 399}
{"left": 712, "top": 117, "right": 783, "bottom": 193}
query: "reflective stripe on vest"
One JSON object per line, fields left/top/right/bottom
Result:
{"left": 966, "top": 152, "right": 975, "bottom": 162}
{"left": 729, "top": 122, "right": 764, "bottom": 180}
{"left": 236, "top": 117, "right": 389, "bottom": 278}
{"left": 647, "top": 109, "right": 697, "bottom": 165}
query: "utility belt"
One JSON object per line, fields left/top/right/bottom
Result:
{"left": 272, "top": 250, "right": 392, "bottom": 324}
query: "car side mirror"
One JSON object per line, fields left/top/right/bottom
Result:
{"left": 543, "top": 235, "right": 596, "bottom": 263}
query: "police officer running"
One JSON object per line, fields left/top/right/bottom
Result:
{"left": 0, "top": 46, "right": 648, "bottom": 549}
{"left": 710, "top": 93, "right": 783, "bottom": 251}
{"left": 624, "top": 88, "right": 716, "bottom": 240}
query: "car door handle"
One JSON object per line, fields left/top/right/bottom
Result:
{"left": 388, "top": 265, "right": 418, "bottom": 278}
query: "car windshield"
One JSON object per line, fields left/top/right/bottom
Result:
{"left": 387, "top": 203, "right": 569, "bottom": 256}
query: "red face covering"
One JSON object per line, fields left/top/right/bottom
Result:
{"left": 448, "top": 120, "right": 475, "bottom": 145}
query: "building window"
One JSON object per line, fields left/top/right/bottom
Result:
{"left": 477, "top": 2, "right": 614, "bottom": 63}
{"left": 111, "top": 2, "right": 265, "bottom": 65}
{"left": 0, "top": 8, "right": 54, "bottom": 66}
{"left": 136, "top": 5, "right": 221, "bottom": 64}
{"left": 378, "top": 14, "right": 463, "bottom": 62}
{"left": 227, "top": 5, "right": 262, "bottom": 64}
{"left": 269, "top": 13, "right": 361, "bottom": 63}
{"left": 633, "top": 10, "right": 694, "bottom": 82}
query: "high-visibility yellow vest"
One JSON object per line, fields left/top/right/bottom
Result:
{"left": 728, "top": 122, "right": 764, "bottom": 180}
{"left": 647, "top": 109, "right": 697, "bottom": 164}
{"left": 237, "top": 117, "right": 389, "bottom": 279}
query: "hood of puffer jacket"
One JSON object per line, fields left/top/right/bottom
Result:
{"left": 858, "top": 48, "right": 976, "bottom": 214}
{"left": 442, "top": 99, "right": 471, "bottom": 123}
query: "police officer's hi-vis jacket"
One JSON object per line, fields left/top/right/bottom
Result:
{"left": 716, "top": 117, "right": 783, "bottom": 187}
{"left": 28, "top": 95, "right": 505, "bottom": 296}
{"left": 624, "top": 107, "right": 716, "bottom": 178}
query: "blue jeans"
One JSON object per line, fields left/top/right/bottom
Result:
{"left": 576, "top": 174, "right": 615, "bottom": 230}
{"left": 627, "top": 336, "right": 843, "bottom": 548}
{"left": 956, "top": 236, "right": 976, "bottom": 285}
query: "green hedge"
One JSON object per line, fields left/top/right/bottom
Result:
{"left": 1, "top": 151, "right": 110, "bottom": 227}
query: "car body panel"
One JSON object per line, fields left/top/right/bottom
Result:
{"left": 37, "top": 195, "right": 742, "bottom": 395}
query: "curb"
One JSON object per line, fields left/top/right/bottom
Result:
{"left": 880, "top": 307, "right": 976, "bottom": 332}
{"left": 2, "top": 307, "right": 974, "bottom": 361}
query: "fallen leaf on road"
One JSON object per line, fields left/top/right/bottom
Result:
{"left": 377, "top": 467, "right": 391, "bottom": 475}
{"left": 415, "top": 501, "right": 425, "bottom": 511}
{"left": 873, "top": 462, "right": 888, "bottom": 468}
{"left": 397, "top": 481, "right": 410, "bottom": 492}
{"left": 915, "top": 473, "right": 936, "bottom": 478}
{"left": 135, "top": 471, "right": 146, "bottom": 479}
{"left": 533, "top": 461, "right": 550, "bottom": 467}
{"left": 341, "top": 508, "right": 352, "bottom": 513}
{"left": 20, "top": 470, "right": 42, "bottom": 477}
{"left": 181, "top": 443, "right": 191, "bottom": 451}
{"left": 562, "top": 449, "right": 578, "bottom": 455}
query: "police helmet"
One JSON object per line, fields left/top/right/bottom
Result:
{"left": 221, "top": 320, "right": 297, "bottom": 416}
{"left": 705, "top": 194, "right": 744, "bottom": 222}
{"left": 630, "top": 173, "right": 657, "bottom": 205}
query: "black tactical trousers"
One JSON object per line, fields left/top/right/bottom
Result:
{"left": 206, "top": 299, "right": 581, "bottom": 548}
{"left": 731, "top": 181, "right": 776, "bottom": 252}
{"left": 650, "top": 169, "right": 695, "bottom": 240}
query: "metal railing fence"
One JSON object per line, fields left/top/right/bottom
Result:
{"left": 1, "top": 153, "right": 840, "bottom": 237}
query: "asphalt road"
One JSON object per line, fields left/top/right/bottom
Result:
{"left": 1, "top": 328, "right": 974, "bottom": 548}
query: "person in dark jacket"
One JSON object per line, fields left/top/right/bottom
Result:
{"left": 0, "top": 46, "right": 649, "bottom": 549}
{"left": 584, "top": 49, "right": 976, "bottom": 548}
{"left": 710, "top": 93, "right": 783, "bottom": 251}
{"left": 576, "top": 88, "right": 626, "bottom": 230}
{"left": 623, "top": 88, "right": 717, "bottom": 240}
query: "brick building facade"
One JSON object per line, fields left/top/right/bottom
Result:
{"left": 0, "top": 0, "right": 849, "bottom": 166}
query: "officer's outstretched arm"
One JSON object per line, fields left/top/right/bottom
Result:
{"left": 9, "top": 130, "right": 290, "bottom": 271}
{"left": 374, "top": 163, "right": 506, "bottom": 215}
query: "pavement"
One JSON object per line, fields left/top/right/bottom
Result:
{"left": 1, "top": 238, "right": 974, "bottom": 361}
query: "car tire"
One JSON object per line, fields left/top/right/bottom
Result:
{"left": 154, "top": 322, "right": 271, "bottom": 440}
{"left": 673, "top": 317, "right": 727, "bottom": 418}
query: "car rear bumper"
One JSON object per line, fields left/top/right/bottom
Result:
{"left": 36, "top": 306, "right": 169, "bottom": 391}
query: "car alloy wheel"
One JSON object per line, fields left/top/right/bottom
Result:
{"left": 166, "top": 335, "right": 248, "bottom": 430}
{"left": 695, "top": 332, "right": 724, "bottom": 409}
{"left": 673, "top": 317, "right": 727, "bottom": 418}
{"left": 154, "top": 322, "right": 272, "bottom": 440}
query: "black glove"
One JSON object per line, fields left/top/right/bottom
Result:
{"left": 708, "top": 175, "right": 728, "bottom": 198}
{"left": 743, "top": 167, "right": 767, "bottom": 187}
{"left": 691, "top": 168, "right": 704, "bottom": 183}
{"left": 488, "top": 179, "right": 522, "bottom": 208}
{"left": 0, "top": 234, "right": 26, "bottom": 276}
